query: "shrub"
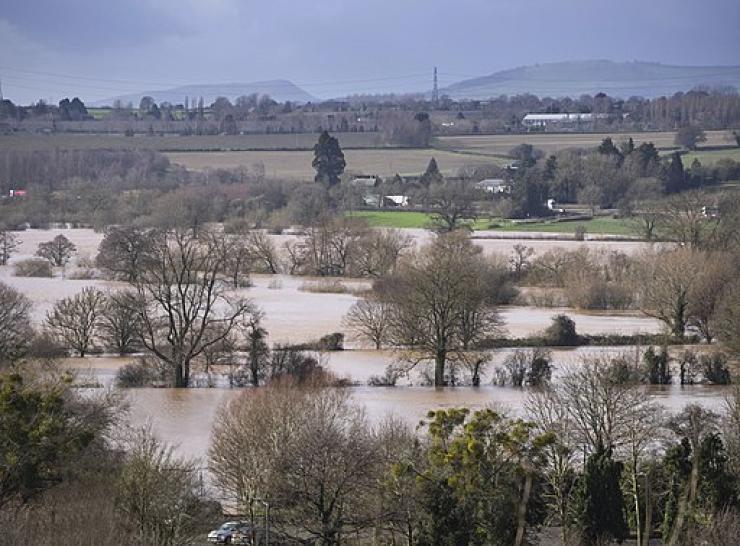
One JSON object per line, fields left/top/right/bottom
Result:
{"left": 701, "top": 353, "right": 731, "bottom": 385}
{"left": 14, "top": 258, "right": 53, "bottom": 277}
{"left": 368, "top": 366, "right": 401, "bottom": 387}
{"left": 26, "top": 332, "right": 67, "bottom": 359}
{"left": 544, "top": 315, "right": 580, "bottom": 346}
{"left": 298, "top": 280, "right": 352, "bottom": 294}
{"left": 643, "top": 346, "right": 672, "bottom": 384}
{"left": 316, "top": 332, "right": 344, "bottom": 351}
{"left": 497, "top": 348, "right": 552, "bottom": 387}
{"left": 115, "top": 357, "right": 168, "bottom": 388}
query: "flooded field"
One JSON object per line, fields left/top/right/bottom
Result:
{"left": 7, "top": 227, "right": 727, "bottom": 462}
{"left": 106, "top": 383, "right": 731, "bottom": 461}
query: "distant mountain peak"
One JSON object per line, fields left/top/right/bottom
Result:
{"left": 94, "top": 79, "right": 316, "bottom": 107}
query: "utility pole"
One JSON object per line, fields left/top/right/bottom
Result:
{"left": 0, "top": 76, "right": 4, "bottom": 102}
{"left": 432, "top": 66, "right": 439, "bottom": 106}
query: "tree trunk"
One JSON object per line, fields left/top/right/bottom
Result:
{"left": 642, "top": 473, "right": 652, "bottom": 546}
{"left": 174, "top": 362, "right": 186, "bottom": 388}
{"left": 434, "top": 350, "right": 446, "bottom": 387}
{"left": 632, "top": 468, "right": 641, "bottom": 546}
{"left": 514, "top": 471, "right": 533, "bottom": 546}
{"left": 667, "top": 455, "right": 699, "bottom": 546}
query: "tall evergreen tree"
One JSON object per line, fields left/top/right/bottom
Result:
{"left": 663, "top": 152, "right": 687, "bottom": 194}
{"left": 312, "top": 131, "right": 346, "bottom": 187}
{"left": 572, "top": 447, "right": 628, "bottom": 544}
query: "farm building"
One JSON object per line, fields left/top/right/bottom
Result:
{"left": 476, "top": 179, "right": 510, "bottom": 193}
{"left": 350, "top": 176, "right": 380, "bottom": 188}
{"left": 383, "top": 195, "right": 409, "bottom": 207}
{"left": 522, "top": 113, "right": 607, "bottom": 128}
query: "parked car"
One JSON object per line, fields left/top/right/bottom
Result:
{"left": 208, "top": 521, "right": 250, "bottom": 544}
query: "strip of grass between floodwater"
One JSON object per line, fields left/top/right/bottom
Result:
{"left": 479, "top": 333, "right": 702, "bottom": 349}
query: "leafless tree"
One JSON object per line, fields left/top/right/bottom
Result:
{"left": 635, "top": 248, "right": 704, "bottom": 338}
{"left": 98, "top": 291, "right": 142, "bottom": 355}
{"left": 510, "top": 244, "right": 535, "bottom": 280}
{"left": 715, "top": 279, "right": 740, "bottom": 355}
{"left": 95, "top": 225, "right": 155, "bottom": 282}
{"left": 209, "top": 378, "right": 383, "bottom": 544}
{"left": 351, "top": 229, "right": 412, "bottom": 277}
{"left": 557, "top": 357, "right": 655, "bottom": 455}
{"left": 0, "top": 229, "right": 18, "bottom": 266}
{"left": 526, "top": 387, "right": 579, "bottom": 545}
{"left": 45, "top": 287, "right": 106, "bottom": 357}
{"left": 429, "top": 179, "right": 478, "bottom": 232}
{"left": 117, "top": 427, "right": 205, "bottom": 546}
{"left": 245, "top": 230, "right": 280, "bottom": 274}
{"left": 382, "top": 232, "right": 504, "bottom": 386}
{"left": 128, "top": 228, "right": 255, "bottom": 387}
{"left": 36, "top": 234, "right": 77, "bottom": 267}
{"left": 342, "top": 297, "right": 393, "bottom": 349}
{"left": 0, "top": 282, "right": 33, "bottom": 365}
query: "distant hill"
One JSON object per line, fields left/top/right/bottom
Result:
{"left": 441, "top": 60, "right": 740, "bottom": 99}
{"left": 94, "top": 80, "right": 316, "bottom": 106}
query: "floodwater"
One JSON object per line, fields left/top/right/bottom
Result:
{"left": 113, "top": 384, "right": 731, "bottom": 461}
{"left": 61, "top": 345, "right": 733, "bottom": 461}
{"left": 5, "top": 228, "right": 729, "bottom": 461}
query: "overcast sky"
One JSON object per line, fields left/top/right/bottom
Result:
{"left": 1, "top": 0, "right": 739, "bottom": 103}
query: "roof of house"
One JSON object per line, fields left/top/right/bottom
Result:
{"left": 522, "top": 113, "right": 601, "bottom": 122}
{"left": 476, "top": 178, "right": 507, "bottom": 187}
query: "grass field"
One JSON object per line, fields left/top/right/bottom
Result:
{"left": 166, "top": 148, "right": 507, "bottom": 178}
{"left": 0, "top": 132, "right": 384, "bottom": 152}
{"left": 682, "top": 147, "right": 740, "bottom": 165}
{"left": 349, "top": 210, "right": 637, "bottom": 235}
{"left": 435, "top": 130, "right": 734, "bottom": 157}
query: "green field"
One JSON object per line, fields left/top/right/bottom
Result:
{"left": 349, "top": 211, "right": 637, "bottom": 235}
{"left": 681, "top": 147, "right": 740, "bottom": 165}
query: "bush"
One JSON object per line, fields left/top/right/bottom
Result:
{"left": 316, "top": 332, "right": 344, "bottom": 351}
{"left": 643, "top": 346, "right": 672, "bottom": 384}
{"left": 564, "top": 278, "right": 634, "bottom": 310}
{"left": 497, "top": 348, "right": 552, "bottom": 387}
{"left": 701, "top": 353, "right": 732, "bottom": 385}
{"left": 544, "top": 314, "right": 580, "bottom": 346}
{"left": 115, "top": 357, "right": 167, "bottom": 388}
{"left": 14, "top": 258, "right": 53, "bottom": 277}
{"left": 26, "top": 332, "right": 67, "bottom": 359}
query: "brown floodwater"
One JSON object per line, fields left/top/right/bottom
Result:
{"left": 115, "top": 384, "right": 731, "bottom": 461}
{"left": 59, "top": 344, "right": 733, "bottom": 461}
{"left": 6, "top": 229, "right": 725, "bottom": 461}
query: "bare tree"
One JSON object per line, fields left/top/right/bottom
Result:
{"left": 0, "top": 229, "right": 18, "bottom": 266}
{"left": 36, "top": 234, "right": 77, "bottom": 267}
{"left": 129, "top": 228, "right": 254, "bottom": 387}
{"left": 557, "top": 357, "right": 655, "bottom": 455}
{"left": 45, "top": 287, "right": 106, "bottom": 357}
{"left": 210, "top": 378, "right": 382, "bottom": 544}
{"left": 382, "top": 232, "right": 504, "bottom": 386}
{"left": 342, "top": 297, "right": 393, "bottom": 349}
{"left": 0, "top": 282, "right": 33, "bottom": 364}
{"left": 117, "top": 427, "right": 205, "bottom": 546}
{"left": 510, "top": 244, "right": 535, "bottom": 280}
{"left": 245, "top": 230, "right": 280, "bottom": 274}
{"left": 429, "top": 179, "right": 478, "bottom": 232}
{"left": 98, "top": 291, "right": 142, "bottom": 355}
{"left": 95, "top": 225, "right": 155, "bottom": 282}
{"left": 635, "top": 248, "right": 703, "bottom": 338}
